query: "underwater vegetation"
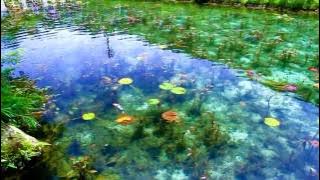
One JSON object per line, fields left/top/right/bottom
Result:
{"left": 190, "top": 0, "right": 319, "bottom": 10}
{"left": 1, "top": 0, "right": 318, "bottom": 104}
{"left": 33, "top": 73, "right": 230, "bottom": 178}
{"left": 0, "top": 0, "right": 319, "bottom": 179}
{"left": 43, "top": 102, "right": 230, "bottom": 179}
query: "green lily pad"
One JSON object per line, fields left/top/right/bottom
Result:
{"left": 118, "top": 78, "right": 133, "bottom": 85}
{"left": 82, "top": 113, "right": 96, "bottom": 120}
{"left": 170, "top": 87, "right": 187, "bottom": 95}
{"left": 159, "top": 82, "right": 175, "bottom": 90}
{"left": 147, "top": 98, "right": 160, "bottom": 105}
{"left": 264, "top": 117, "right": 280, "bottom": 127}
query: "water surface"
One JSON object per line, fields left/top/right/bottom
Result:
{"left": 1, "top": 1, "right": 319, "bottom": 179}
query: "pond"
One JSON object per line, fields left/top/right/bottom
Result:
{"left": 1, "top": 0, "right": 319, "bottom": 179}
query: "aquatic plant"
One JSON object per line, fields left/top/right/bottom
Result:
{"left": 186, "top": 95, "right": 202, "bottom": 117}
{"left": 118, "top": 77, "right": 133, "bottom": 85}
{"left": 1, "top": 50, "right": 51, "bottom": 172}
{"left": 278, "top": 48, "right": 297, "bottom": 66}
{"left": 159, "top": 82, "right": 175, "bottom": 90}
{"left": 1, "top": 52, "right": 47, "bottom": 131}
{"left": 66, "top": 156, "right": 98, "bottom": 179}
{"left": 264, "top": 117, "right": 281, "bottom": 127}
{"left": 2, "top": 0, "right": 318, "bottom": 105}
{"left": 161, "top": 110, "right": 180, "bottom": 123}
{"left": 260, "top": 79, "right": 292, "bottom": 91}
{"left": 196, "top": 112, "right": 230, "bottom": 148}
{"left": 170, "top": 87, "right": 187, "bottom": 95}
{"left": 1, "top": 1, "right": 319, "bottom": 178}
{"left": 82, "top": 112, "right": 96, "bottom": 120}
{"left": 147, "top": 98, "right": 160, "bottom": 105}
{"left": 115, "top": 114, "right": 135, "bottom": 125}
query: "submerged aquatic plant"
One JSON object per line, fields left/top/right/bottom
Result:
{"left": 66, "top": 156, "right": 97, "bottom": 179}
{"left": 261, "top": 79, "right": 294, "bottom": 92}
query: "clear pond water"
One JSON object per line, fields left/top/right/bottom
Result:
{"left": 1, "top": 0, "right": 319, "bottom": 179}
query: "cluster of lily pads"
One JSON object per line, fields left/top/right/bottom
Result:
{"left": 82, "top": 76, "right": 282, "bottom": 129}
{"left": 80, "top": 77, "right": 188, "bottom": 122}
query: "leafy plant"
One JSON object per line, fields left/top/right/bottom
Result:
{"left": 1, "top": 50, "right": 47, "bottom": 131}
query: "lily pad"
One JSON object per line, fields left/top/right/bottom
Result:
{"left": 118, "top": 78, "right": 133, "bottom": 85}
{"left": 147, "top": 98, "right": 160, "bottom": 105}
{"left": 170, "top": 87, "right": 187, "bottom": 95}
{"left": 159, "top": 82, "right": 175, "bottom": 90}
{"left": 264, "top": 117, "right": 280, "bottom": 127}
{"left": 82, "top": 113, "right": 96, "bottom": 120}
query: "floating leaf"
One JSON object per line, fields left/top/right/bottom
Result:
{"left": 116, "top": 114, "right": 135, "bottom": 125}
{"left": 82, "top": 113, "right": 95, "bottom": 120}
{"left": 161, "top": 110, "right": 179, "bottom": 123}
{"left": 170, "top": 87, "right": 187, "bottom": 95}
{"left": 147, "top": 98, "right": 160, "bottom": 105}
{"left": 159, "top": 82, "right": 175, "bottom": 90}
{"left": 264, "top": 117, "right": 280, "bottom": 127}
{"left": 118, "top": 78, "right": 133, "bottom": 85}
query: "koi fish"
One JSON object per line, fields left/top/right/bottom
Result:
{"left": 246, "top": 70, "right": 255, "bottom": 78}
{"left": 308, "top": 67, "right": 318, "bottom": 72}
{"left": 112, "top": 103, "right": 124, "bottom": 112}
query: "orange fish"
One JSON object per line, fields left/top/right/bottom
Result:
{"left": 310, "top": 140, "right": 319, "bottom": 148}
{"left": 308, "top": 67, "right": 319, "bottom": 72}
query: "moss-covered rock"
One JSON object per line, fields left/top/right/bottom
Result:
{"left": 1, "top": 124, "right": 50, "bottom": 170}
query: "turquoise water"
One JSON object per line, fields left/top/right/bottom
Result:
{"left": 1, "top": 1, "right": 319, "bottom": 179}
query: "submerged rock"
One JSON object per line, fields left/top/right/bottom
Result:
{"left": 1, "top": 125, "right": 50, "bottom": 170}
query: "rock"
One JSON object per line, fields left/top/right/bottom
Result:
{"left": 1, "top": 125, "right": 50, "bottom": 169}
